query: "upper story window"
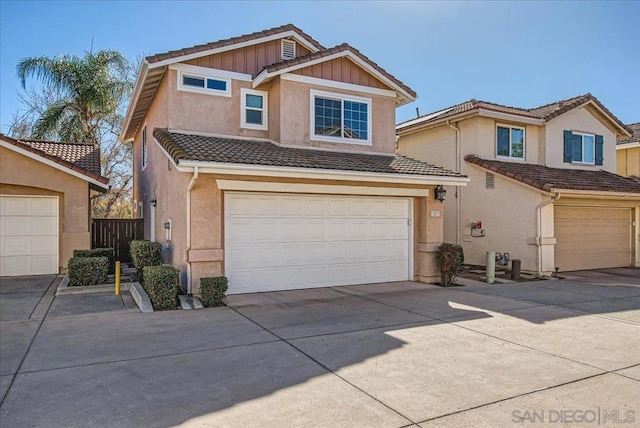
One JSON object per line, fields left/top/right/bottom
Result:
{"left": 241, "top": 88, "right": 268, "bottom": 130}
{"left": 311, "top": 89, "right": 371, "bottom": 145}
{"left": 281, "top": 39, "right": 296, "bottom": 60}
{"left": 141, "top": 126, "right": 147, "bottom": 170}
{"left": 563, "top": 130, "right": 603, "bottom": 165}
{"left": 178, "top": 70, "right": 231, "bottom": 97}
{"left": 496, "top": 125, "right": 525, "bottom": 159}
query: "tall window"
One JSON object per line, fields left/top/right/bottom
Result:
{"left": 311, "top": 90, "right": 371, "bottom": 145}
{"left": 496, "top": 125, "right": 525, "bottom": 159}
{"left": 241, "top": 88, "right": 268, "bottom": 130}
{"left": 141, "top": 126, "right": 147, "bottom": 170}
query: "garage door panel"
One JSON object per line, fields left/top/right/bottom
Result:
{"left": 1, "top": 196, "right": 58, "bottom": 276}
{"left": 555, "top": 206, "right": 631, "bottom": 271}
{"left": 225, "top": 193, "right": 411, "bottom": 294}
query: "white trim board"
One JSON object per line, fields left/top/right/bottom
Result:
{"left": 281, "top": 73, "right": 396, "bottom": 98}
{"left": 215, "top": 180, "right": 430, "bottom": 197}
{"left": 169, "top": 63, "right": 252, "bottom": 82}
{"left": 0, "top": 140, "right": 109, "bottom": 190}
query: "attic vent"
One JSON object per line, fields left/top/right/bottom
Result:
{"left": 486, "top": 172, "right": 495, "bottom": 189}
{"left": 281, "top": 39, "right": 296, "bottom": 60}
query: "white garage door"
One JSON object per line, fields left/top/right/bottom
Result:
{"left": 224, "top": 192, "right": 412, "bottom": 294}
{"left": 0, "top": 196, "right": 58, "bottom": 276}
{"left": 555, "top": 206, "right": 632, "bottom": 271}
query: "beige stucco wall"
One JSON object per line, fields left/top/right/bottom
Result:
{"left": 617, "top": 146, "right": 640, "bottom": 177}
{"left": 545, "top": 106, "right": 617, "bottom": 172}
{"left": 0, "top": 146, "right": 91, "bottom": 271}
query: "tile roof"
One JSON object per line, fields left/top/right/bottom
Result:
{"left": 397, "top": 93, "right": 630, "bottom": 134}
{"left": 259, "top": 43, "right": 417, "bottom": 99}
{"left": 617, "top": 122, "right": 640, "bottom": 145}
{"left": 154, "top": 129, "right": 465, "bottom": 178}
{"left": 465, "top": 155, "right": 640, "bottom": 194}
{"left": 0, "top": 133, "right": 108, "bottom": 184}
{"left": 146, "top": 24, "right": 325, "bottom": 64}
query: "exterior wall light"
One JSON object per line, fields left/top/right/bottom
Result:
{"left": 434, "top": 185, "right": 447, "bottom": 202}
{"left": 150, "top": 198, "right": 157, "bottom": 207}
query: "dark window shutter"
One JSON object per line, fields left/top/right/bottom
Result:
{"left": 595, "top": 135, "right": 604, "bottom": 166}
{"left": 563, "top": 130, "right": 573, "bottom": 163}
{"left": 497, "top": 127, "right": 510, "bottom": 156}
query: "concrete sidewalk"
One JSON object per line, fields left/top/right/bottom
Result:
{"left": 0, "top": 270, "right": 638, "bottom": 427}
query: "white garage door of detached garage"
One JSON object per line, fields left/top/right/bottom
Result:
{"left": 224, "top": 192, "right": 412, "bottom": 294}
{"left": 0, "top": 196, "right": 59, "bottom": 276}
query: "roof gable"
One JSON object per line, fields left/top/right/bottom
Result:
{"left": 0, "top": 134, "right": 109, "bottom": 189}
{"left": 617, "top": 122, "right": 640, "bottom": 145}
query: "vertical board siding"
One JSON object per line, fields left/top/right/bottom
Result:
{"left": 293, "top": 57, "right": 388, "bottom": 89}
{"left": 91, "top": 219, "right": 144, "bottom": 263}
{"left": 184, "top": 41, "right": 311, "bottom": 76}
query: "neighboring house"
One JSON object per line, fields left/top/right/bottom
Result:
{"left": 0, "top": 134, "right": 109, "bottom": 276}
{"left": 617, "top": 122, "right": 640, "bottom": 178}
{"left": 396, "top": 93, "right": 640, "bottom": 274}
{"left": 119, "top": 24, "right": 468, "bottom": 295}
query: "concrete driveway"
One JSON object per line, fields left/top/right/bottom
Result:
{"left": 0, "top": 269, "right": 638, "bottom": 427}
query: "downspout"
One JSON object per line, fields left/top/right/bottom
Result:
{"left": 185, "top": 167, "right": 199, "bottom": 295}
{"left": 447, "top": 120, "right": 461, "bottom": 245}
{"left": 536, "top": 192, "right": 560, "bottom": 276}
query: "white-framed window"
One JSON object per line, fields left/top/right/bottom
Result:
{"left": 572, "top": 132, "right": 595, "bottom": 164}
{"left": 177, "top": 70, "right": 231, "bottom": 97}
{"left": 281, "top": 39, "right": 296, "bottom": 60}
{"left": 496, "top": 124, "right": 525, "bottom": 159}
{"left": 310, "top": 89, "right": 372, "bottom": 145}
{"left": 240, "top": 88, "right": 268, "bottom": 130}
{"left": 141, "top": 126, "right": 147, "bottom": 170}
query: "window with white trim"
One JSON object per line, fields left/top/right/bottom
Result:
{"left": 241, "top": 88, "right": 268, "bottom": 130}
{"left": 573, "top": 132, "right": 595, "bottom": 164}
{"left": 141, "top": 126, "right": 147, "bottom": 170}
{"left": 178, "top": 70, "right": 230, "bottom": 97}
{"left": 311, "top": 90, "right": 371, "bottom": 145}
{"left": 496, "top": 124, "right": 525, "bottom": 159}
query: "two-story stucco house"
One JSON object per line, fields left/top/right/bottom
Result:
{"left": 397, "top": 94, "right": 640, "bottom": 274}
{"left": 617, "top": 122, "right": 640, "bottom": 178}
{"left": 119, "top": 24, "right": 468, "bottom": 295}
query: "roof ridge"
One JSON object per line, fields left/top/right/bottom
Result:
{"left": 527, "top": 93, "right": 591, "bottom": 112}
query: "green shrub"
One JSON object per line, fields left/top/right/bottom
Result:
{"left": 130, "top": 240, "right": 162, "bottom": 283}
{"left": 435, "top": 243, "right": 464, "bottom": 287}
{"left": 143, "top": 265, "right": 178, "bottom": 310}
{"left": 73, "top": 248, "right": 115, "bottom": 274}
{"left": 68, "top": 256, "right": 108, "bottom": 286}
{"left": 200, "top": 277, "right": 228, "bottom": 307}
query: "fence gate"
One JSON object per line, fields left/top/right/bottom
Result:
{"left": 91, "top": 219, "right": 144, "bottom": 263}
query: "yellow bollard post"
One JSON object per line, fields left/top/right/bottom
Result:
{"left": 115, "top": 261, "right": 121, "bottom": 295}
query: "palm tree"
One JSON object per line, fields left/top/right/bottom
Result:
{"left": 16, "top": 50, "right": 131, "bottom": 145}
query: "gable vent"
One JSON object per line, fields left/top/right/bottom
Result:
{"left": 486, "top": 172, "right": 495, "bottom": 189}
{"left": 281, "top": 39, "right": 296, "bottom": 60}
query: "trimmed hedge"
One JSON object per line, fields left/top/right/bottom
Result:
{"left": 435, "top": 243, "right": 465, "bottom": 287}
{"left": 143, "top": 265, "right": 179, "bottom": 310}
{"left": 130, "top": 240, "right": 162, "bottom": 283}
{"left": 200, "top": 276, "right": 228, "bottom": 308}
{"left": 68, "top": 256, "right": 108, "bottom": 287}
{"left": 73, "top": 248, "right": 115, "bottom": 274}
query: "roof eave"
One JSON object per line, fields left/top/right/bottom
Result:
{"left": 550, "top": 188, "right": 640, "bottom": 199}
{"left": 120, "top": 60, "right": 149, "bottom": 143}
{"left": 173, "top": 159, "right": 469, "bottom": 187}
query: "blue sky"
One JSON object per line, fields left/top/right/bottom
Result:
{"left": 1, "top": 0, "right": 639, "bottom": 133}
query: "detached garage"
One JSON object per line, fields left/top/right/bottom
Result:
{"left": 0, "top": 134, "right": 109, "bottom": 276}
